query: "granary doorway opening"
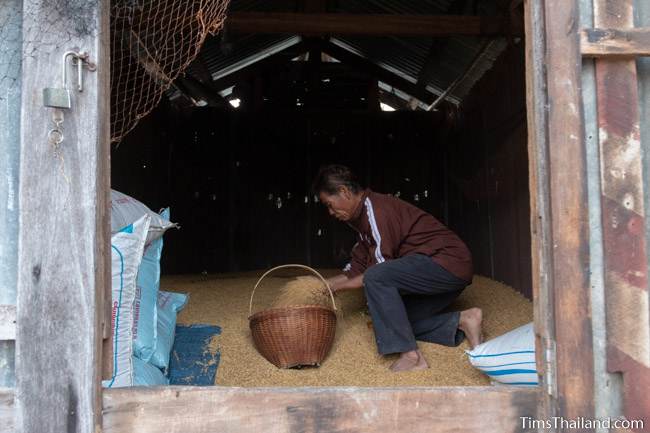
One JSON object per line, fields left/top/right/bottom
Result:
{"left": 108, "top": 0, "right": 537, "bottom": 389}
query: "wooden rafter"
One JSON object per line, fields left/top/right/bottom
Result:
{"left": 175, "top": 75, "right": 230, "bottom": 108}
{"left": 179, "top": 56, "right": 231, "bottom": 107}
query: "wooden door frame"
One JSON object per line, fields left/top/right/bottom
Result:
{"left": 530, "top": 0, "right": 597, "bottom": 423}
{"left": 98, "top": 1, "right": 571, "bottom": 432}
{"left": 7, "top": 0, "right": 627, "bottom": 432}
{"left": 13, "top": 1, "right": 111, "bottom": 433}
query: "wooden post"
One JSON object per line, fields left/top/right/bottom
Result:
{"left": 16, "top": 1, "right": 110, "bottom": 433}
{"left": 543, "top": 0, "right": 595, "bottom": 423}
{"left": 523, "top": 0, "right": 556, "bottom": 422}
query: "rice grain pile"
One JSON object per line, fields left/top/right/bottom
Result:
{"left": 271, "top": 275, "right": 332, "bottom": 308}
{"left": 163, "top": 271, "right": 533, "bottom": 387}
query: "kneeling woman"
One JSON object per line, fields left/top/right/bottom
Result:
{"left": 314, "top": 165, "right": 483, "bottom": 372}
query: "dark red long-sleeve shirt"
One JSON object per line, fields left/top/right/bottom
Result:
{"left": 342, "top": 189, "right": 473, "bottom": 282}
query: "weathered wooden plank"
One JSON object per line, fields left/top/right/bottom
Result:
{"left": 543, "top": 0, "right": 595, "bottom": 422}
{"left": 16, "top": 1, "right": 110, "bottom": 433}
{"left": 0, "top": 388, "right": 14, "bottom": 433}
{"left": 593, "top": 0, "right": 650, "bottom": 428}
{"left": 581, "top": 27, "right": 650, "bottom": 57}
{"left": 226, "top": 12, "right": 522, "bottom": 36}
{"left": 103, "top": 386, "right": 539, "bottom": 433}
{"left": 0, "top": 306, "right": 16, "bottom": 341}
{"left": 523, "top": 0, "right": 557, "bottom": 422}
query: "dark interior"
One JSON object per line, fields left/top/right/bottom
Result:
{"left": 110, "top": 0, "right": 531, "bottom": 298}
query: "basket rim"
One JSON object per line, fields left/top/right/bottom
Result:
{"left": 248, "top": 304, "right": 337, "bottom": 321}
{"left": 249, "top": 264, "right": 337, "bottom": 316}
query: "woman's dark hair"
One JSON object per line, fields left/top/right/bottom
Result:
{"left": 312, "top": 164, "right": 363, "bottom": 195}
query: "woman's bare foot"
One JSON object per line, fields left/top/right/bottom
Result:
{"left": 459, "top": 308, "right": 483, "bottom": 349}
{"left": 389, "top": 349, "right": 429, "bottom": 372}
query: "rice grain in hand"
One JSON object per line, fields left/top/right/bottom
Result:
{"left": 272, "top": 276, "right": 331, "bottom": 308}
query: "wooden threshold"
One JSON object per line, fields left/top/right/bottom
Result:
{"left": 102, "top": 386, "right": 539, "bottom": 433}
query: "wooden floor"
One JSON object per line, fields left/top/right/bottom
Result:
{"left": 161, "top": 271, "right": 533, "bottom": 387}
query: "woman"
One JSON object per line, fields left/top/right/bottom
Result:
{"left": 314, "top": 165, "right": 483, "bottom": 372}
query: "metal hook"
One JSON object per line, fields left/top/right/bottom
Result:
{"left": 62, "top": 51, "right": 96, "bottom": 92}
{"left": 61, "top": 51, "right": 78, "bottom": 90}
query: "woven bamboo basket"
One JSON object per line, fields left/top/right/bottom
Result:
{"left": 248, "top": 264, "right": 337, "bottom": 369}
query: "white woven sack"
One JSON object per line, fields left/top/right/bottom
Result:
{"left": 110, "top": 189, "right": 177, "bottom": 245}
{"left": 103, "top": 214, "right": 150, "bottom": 388}
{"left": 466, "top": 322, "right": 538, "bottom": 386}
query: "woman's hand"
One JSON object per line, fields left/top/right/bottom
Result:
{"left": 325, "top": 274, "right": 364, "bottom": 294}
{"left": 326, "top": 274, "right": 348, "bottom": 288}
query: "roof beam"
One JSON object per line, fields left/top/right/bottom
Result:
{"left": 190, "top": 55, "right": 219, "bottom": 86}
{"left": 175, "top": 75, "right": 231, "bottom": 108}
{"left": 182, "top": 56, "right": 233, "bottom": 107}
{"left": 226, "top": 12, "right": 523, "bottom": 37}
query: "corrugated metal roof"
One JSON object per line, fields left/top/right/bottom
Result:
{"left": 185, "top": 0, "right": 511, "bottom": 107}
{"left": 331, "top": 36, "right": 430, "bottom": 83}
{"left": 198, "top": 34, "right": 302, "bottom": 80}
{"left": 450, "top": 37, "right": 508, "bottom": 99}
{"left": 329, "top": 33, "right": 506, "bottom": 103}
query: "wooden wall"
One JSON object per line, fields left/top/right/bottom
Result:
{"left": 445, "top": 42, "right": 532, "bottom": 298}
{"left": 111, "top": 105, "right": 446, "bottom": 275}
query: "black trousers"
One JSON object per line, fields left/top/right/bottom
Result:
{"left": 363, "top": 254, "right": 470, "bottom": 355}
